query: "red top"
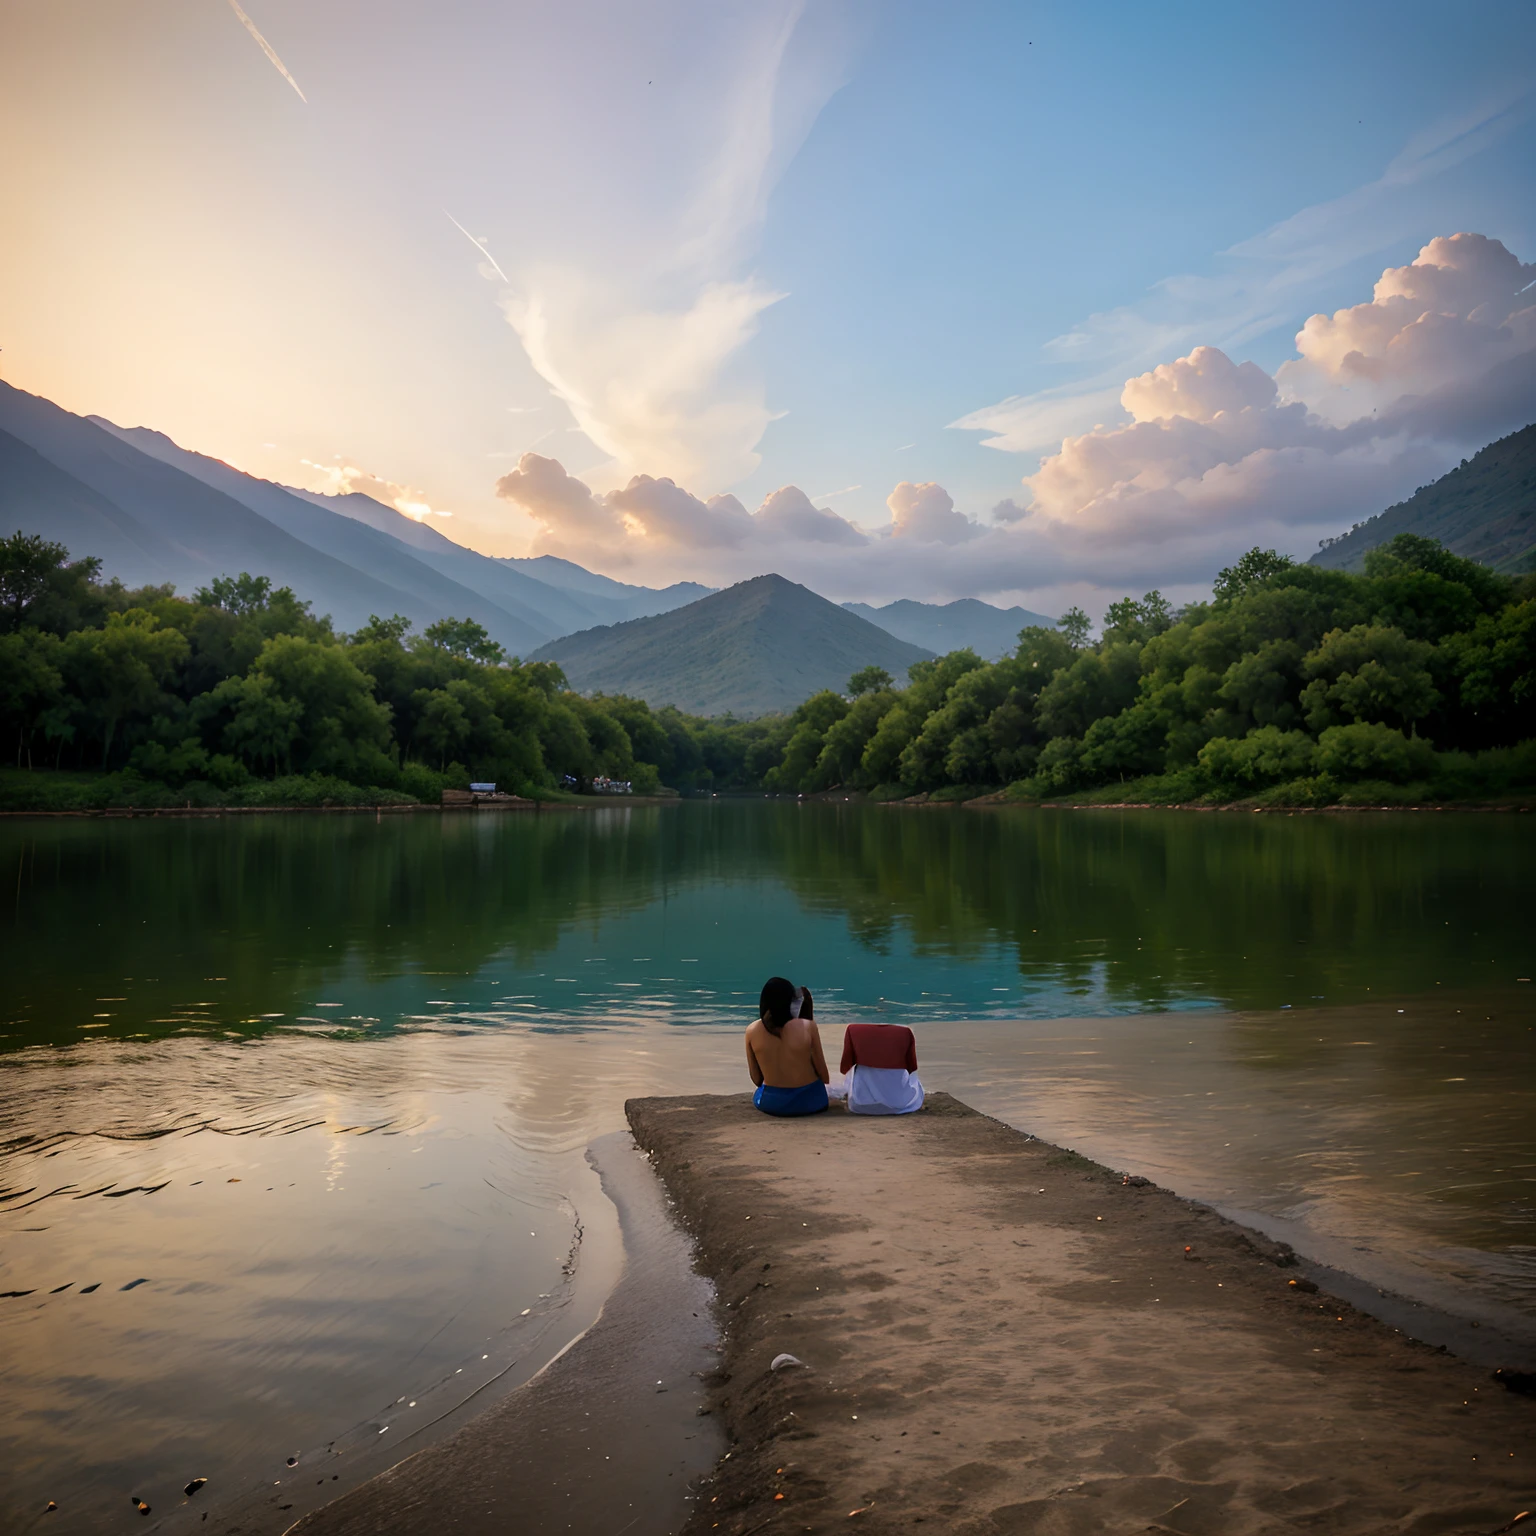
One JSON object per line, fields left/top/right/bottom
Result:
{"left": 840, "top": 1023, "right": 918, "bottom": 1074}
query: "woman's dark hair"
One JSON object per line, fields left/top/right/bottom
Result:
{"left": 759, "top": 976, "right": 796, "bottom": 1035}
{"left": 798, "top": 987, "right": 814, "bottom": 1022}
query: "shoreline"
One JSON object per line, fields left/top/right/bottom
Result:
{"left": 0, "top": 795, "right": 683, "bottom": 820}
{"left": 286, "top": 1130, "right": 722, "bottom": 1536}
{"left": 627, "top": 1091, "right": 1535, "bottom": 1536}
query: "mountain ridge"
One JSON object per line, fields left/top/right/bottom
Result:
{"left": 1311, "top": 423, "right": 1536, "bottom": 573}
{"left": 530, "top": 574, "right": 935, "bottom": 717}
{"left": 843, "top": 596, "right": 1056, "bottom": 659}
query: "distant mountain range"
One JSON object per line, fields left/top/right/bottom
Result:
{"left": 1311, "top": 423, "right": 1536, "bottom": 574}
{"left": 531, "top": 574, "right": 935, "bottom": 716}
{"left": 0, "top": 379, "right": 719, "bottom": 650}
{"left": 842, "top": 597, "right": 1055, "bottom": 659}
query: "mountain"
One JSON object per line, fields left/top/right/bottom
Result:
{"left": 0, "top": 427, "right": 183, "bottom": 585}
{"left": 92, "top": 423, "right": 551, "bottom": 653}
{"left": 501, "top": 553, "right": 714, "bottom": 624}
{"left": 1311, "top": 423, "right": 1536, "bottom": 574}
{"left": 529, "top": 574, "right": 935, "bottom": 717}
{"left": 283, "top": 487, "right": 601, "bottom": 638}
{"left": 0, "top": 377, "right": 711, "bottom": 650}
{"left": 0, "top": 381, "right": 431, "bottom": 631}
{"left": 843, "top": 597, "right": 1055, "bottom": 659}
{"left": 289, "top": 489, "right": 711, "bottom": 634}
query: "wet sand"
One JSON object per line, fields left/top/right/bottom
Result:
{"left": 627, "top": 1092, "right": 1536, "bottom": 1536}
{"left": 290, "top": 1132, "right": 723, "bottom": 1536}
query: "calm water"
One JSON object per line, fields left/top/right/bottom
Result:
{"left": 2, "top": 803, "right": 1533, "bottom": 1531}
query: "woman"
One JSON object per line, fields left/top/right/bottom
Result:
{"left": 746, "top": 976, "right": 829, "bottom": 1116}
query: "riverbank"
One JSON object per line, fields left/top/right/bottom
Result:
{"left": 0, "top": 795, "right": 683, "bottom": 818}
{"left": 285, "top": 1132, "right": 722, "bottom": 1536}
{"left": 627, "top": 1091, "right": 1535, "bottom": 1536}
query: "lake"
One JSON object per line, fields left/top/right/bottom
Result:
{"left": 2, "top": 802, "right": 1533, "bottom": 1531}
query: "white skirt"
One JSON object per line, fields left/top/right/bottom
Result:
{"left": 844, "top": 1064, "right": 925, "bottom": 1115}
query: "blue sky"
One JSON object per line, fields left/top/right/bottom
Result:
{"left": 2, "top": 0, "right": 1532, "bottom": 608}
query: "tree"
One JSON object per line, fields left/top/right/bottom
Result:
{"left": 1100, "top": 591, "right": 1175, "bottom": 646}
{"left": 423, "top": 616, "right": 506, "bottom": 665}
{"left": 61, "top": 611, "right": 189, "bottom": 766}
{"left": 1198, "top": 727, "right": 1316, "bottom": 787}
{"left": 0, "top": 531, "right": 104, "bottom": 635}
{"left": 1443, "top": 599, "right": 1536, "bottom": 744}
{"left": 203, "top": 673, "right": 304, "bottom": 774}
{"left": 765, "top": 691, "right": 849, "bottom": 791}
{"left": 241, "top": 635, "right": 393, "bottom": 779}
{"left": 1315, "top": 722, "right": 1435, "bottom": 783}
{"left": 353, "top": 613, "right": 414, "bottom": 645}
{"left": 1056, "top": 606, "right": 1091, "bottom": 649}
{"left": 1299, "top": 624, "right": 1438, "bottom": 733}
{"left": 847, "top": 666, "right": 893, "bottom": 698}
{"left": 0, "top": 630, "right": 65, "bottom": 767}
{"left": 1213, "top": 548, "right": 1294, "bottom": 603}
{"left": 411, "top": 687, "right": 471, "bottom": 770}
{"left": 1, "top": 532, "right": 70, "bottom": 631}
{"left": 195, "top": 573, "right": 275, "bottom": 615}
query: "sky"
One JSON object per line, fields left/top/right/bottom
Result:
{"left": 1, "top": 0, "right": 1533, "bottom": 613}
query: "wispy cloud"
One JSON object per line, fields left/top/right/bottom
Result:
{"left": 496, "top": 2, "right": 857, "bottom": 492}
{"left": 226, "top": 0, "right": 306, "bottom": 103}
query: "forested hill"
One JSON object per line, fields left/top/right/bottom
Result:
{"left": 529, "top": 575, "right": 934, "bottom": 717}
{"left": 1312, "top": 423, "right": 1536, "bottom": 574}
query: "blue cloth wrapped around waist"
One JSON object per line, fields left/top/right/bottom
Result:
{"left": 753, "top": 1080, "right": 829, "bottom": 1117}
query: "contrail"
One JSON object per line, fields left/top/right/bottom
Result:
{"left": 227, "top": 0, "right": 307, "bottom": 102}
{"left": 445, "top": 212, "right": 509, "bottom": 282}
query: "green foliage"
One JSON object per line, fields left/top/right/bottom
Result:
{"left": 1056, "top": 606, "right": 1092, "bottom": 648}
{"left": 1198, "top": 727, "right": 1317, "bottom": 787}
{"left": 1213, "top": 547, "right": 1294, "bottom": 603}
{"left": 754, "top": 533, "right": 1533, "bottom": 807}
{"left": 1299, "top": 623, "right": 1438, "bottom": 732}
{"left": 1315, "top": 723, "right": 1436, "bottom": 783}
{"left": 0, "top": 554, "right": 780, "bottom": 805}
{"left": 1, "top": 530, "right": 107, "bottom": 635}
{"left": 423, "top": 615, "right": 507, "bottom": 664}
{"left": 847, "top": 665, "right": 893, "bottom": 697}
{"left": 6, "top": 531, "right": 1535, "bottom": 811}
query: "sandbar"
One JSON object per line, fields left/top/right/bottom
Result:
{"left": 627, "top": 1092, "right": 1535, "bottom": 1535}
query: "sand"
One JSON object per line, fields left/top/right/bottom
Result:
{"left": 626, "top": 1092, "right": 1535, "bottom": 1536}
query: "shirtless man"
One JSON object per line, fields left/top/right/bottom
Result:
{"left": 746, "top": 976, "right": 830, "bottom": 1116}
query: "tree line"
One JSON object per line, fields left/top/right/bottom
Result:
{"left": 1, "top": 529, "right": 1532, "bottom": 809}
{"left": 0, "top": 535, "right": 785, "bottom": 807}
{"left": 763, "top": 536, "right": 1535, "bottom": 805}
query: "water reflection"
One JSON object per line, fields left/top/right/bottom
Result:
{"left": 0, "top": 804, "right": 1532, "bottom": 1530}
{"left": 4, "top": 806, "right": 1531, "bottom": 1050}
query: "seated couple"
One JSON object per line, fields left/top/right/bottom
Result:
{"left": 745, "top": 975, "right": 924, "bottom": 1118}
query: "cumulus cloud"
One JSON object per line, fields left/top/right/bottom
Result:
{"left": 495, "top": 454, "right": 864, "bottom": 563}
{"left": 302, "top": 459, "right": 453, "bottom": 519}
{"left": 493, "top": 231, "right": 1536, "bottom": 606}
{"left": 887, "top": 481, "right": 981, "bottom": 543}
{"left": 1278, "top": 232, "right": 1536, "bottom": 422}
{"left": 753, "top": 485, "right": 868, "bottom": 545}
{"left": 1007, "top": 233, "right": 1536, "bottom": 577}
